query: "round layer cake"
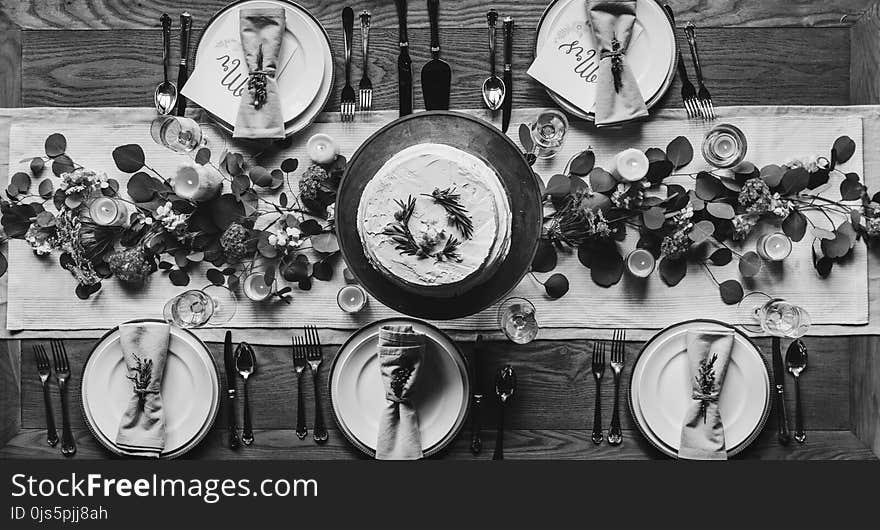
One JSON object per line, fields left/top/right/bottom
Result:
{"left": 357, "top": 143, "right": 511, "bottom": 296}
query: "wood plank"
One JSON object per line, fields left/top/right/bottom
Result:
{"left": 0, "top": 427, "right": 874, "bottom": 460}
{"left": 17, "top": 337, "right": 851, "bottom": 432}
{"left": 0, "top": 340, "right": 21, "bottom": 447}
{"left": 19, "top": 27, "right": 851, "bottom": 108}
{"left": 0, "top": 16, "right": 21, "bottom": 107}
{"left": 1, "top": 0, "right": 873, "bottom": 30}
{"left": 850, "top": 336, "right": 880, "bottom": 458}
{"left": 851, "top": 1, "right": 880, "bottom": 103}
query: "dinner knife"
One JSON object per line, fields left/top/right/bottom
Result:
{"left": 224, "top": 331, "right": 242, "bottom": 450}
{"left": 501, "top": 17, "right": 514, "bottom": 133}
{"left": 394, "top": 0, "right": 413, "bottom": 116}
{"left": 772, "top": 337, "right": 791, "bottom": 445}
{"left": 469, "top": 335, "right": 485, "bottom": 455}
{"left": 175, "top": 12, "right": 193, "bottom": 116}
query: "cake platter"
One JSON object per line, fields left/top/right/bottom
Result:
{"left": 336, "top": 111, "right": 542, "bottom": 320}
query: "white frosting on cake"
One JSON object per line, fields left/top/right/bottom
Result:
{"left": 357, "top": 143, "right": 511, "bottom": 292}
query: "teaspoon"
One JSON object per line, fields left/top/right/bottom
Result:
{"left": 235, "top": 342, "right": 257, "bottom": 446}
{"left": 493, "top": 364, "right": 517, "bottom": 460}
{"left": 481, "top": 10, "right": 506, "bottom": 111}
{"left": 785, "top": 339, "right": 808, "bottom": 443}
{"left": 154, "top": 13, "right": 178, "bottom": 115}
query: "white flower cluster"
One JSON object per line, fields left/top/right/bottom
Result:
{"left": 326, "top": 203, "right": 336, "bottom": 222}
{"left": 25, "top": 226, "right": 53, "bottom": 256}
{"left": 154, "top": 202, "right": 188, "bottom": 232}
{"left": 267, "top": 225, "right": 303, "bottom": 249}
{"left": 58, "top": 168, "right": 108, "bottom": 196}
{"left": 768, "top": 193, "right": 792, "bottom": 218}
{"left": 785, "top": 154, "right": 825, "bottom": 174}
{"left": 610, "top": 182, "right": 644, "bottom": 210}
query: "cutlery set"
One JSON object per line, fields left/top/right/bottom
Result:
{"left": 468, "top": 338, "right": 518, "bottom": 460}
{"left": 33, "top": 341, "right": 75, "bottom": 456}
{"left": 340, "top": 8, "right": 374, "bottom": 121}
{"left": 292, "top": 326, "right": 328, "bottom": 444}
{"left": 589, "top": 331, "right": 626, "bottom": 446}
{"left": 154, "top": 12, "right": 192, "bottom": 116}
{"left": 665, "top": 5, "right": 714, "bottom": 120}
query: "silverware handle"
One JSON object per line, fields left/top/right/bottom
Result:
{"left": 242, "top": 381, "right": 253, "bottom": 445}
{"left": 360, "top": 11, "right": 371, "bottom": 74}
{"left": 394, "top": 0, "right": 408, "bottom": 44}
{"left": 58, "top": 381, "right": 76, "bottom": 456}
{"left": 492, "top": 403, "right": 504, "bottom": 460}
{"left": 487, "top": 10, "right": 497, "bottom": 77}
{"left": 591, "top": 383, "right": 603, "bottom": 444}
{"left": 775, "top": 388, "right": 791, "bottom": 445}
{"left": 42, "top": 383, "right": 58, "bottom": 447}
{"left": 312, "top": 370, "right": 328, "bottom": 444}
{"left": 296, "top": 377, "right": 308, "bottom": 439}
{"left": 502, "top": 17, "right": 513, "bottom": 70}
{"left": 342, "top": 8, "right": 354, "bottom": 83}
{"left": 160, "top": 13, "right": 172, "bottom": 82}
{"left": 427, "top": 0, "right": 441, "bottom": 59}
{"left": 683, "top": 23, "right": 705, "bottom": 83}
{"left": 227, "top": 390, "right": 241, "bottom": 449}
{"left": 470, "top": 396, "right": 482, "bottom": 455}
{"left": 178, "top": 13, "right": 192, "bottom": 66}
{"left": 794, "top": 377, "right": 806, "bottom": 443}
{"left": 608, "top": 375, "right": 622, "bottom": 444}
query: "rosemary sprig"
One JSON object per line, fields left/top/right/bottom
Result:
{"left": 434, "top": 236, "right": 462, "bottom": 262}
{"left": 695, "top": 353, "right": 718, "bottom": 423}
{"left": 383, "top": 195, "right": 463, "bottom": 262}
{"left": 424, "top": 187, "right": 474, "bottom": 240}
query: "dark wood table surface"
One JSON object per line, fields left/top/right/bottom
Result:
{"left": 1, "top": 0, "right": 879, "bottom": 460}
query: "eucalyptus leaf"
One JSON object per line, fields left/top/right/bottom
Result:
{"left": 281, "top": 158, "right": 299, "bottom": 173}
{"left": 544, "top": 273, "right": 569, "bottom": 299}
{"left": 51, "top": 154, "right": 75, "bottom": 177}
{"left": 45, "top": 133, "right": 67, "bottom": 158}
{"left": 38, "top": 179, "right": 54, "bottom": 199}
{"left": 718, "top": 279, "right": 744, "bottom": 305}
{"left": 695, "top": 172, "right": 724, "bottom": 200}
{"left": 706, "top": 201, "right": 735, "bottom": 220}
{"left": 249, "top": 166, "right": 273, "bottom": 187}
{"left": 645, "top": 147, "right": 666, "bottom": 163}
{"left": 778, "top": 167, "right": 810, "bottom": 195}
{"left": 518, "top": 123, "right": 534, "bottom": 153}
{"left": 568, "top": 150, "right": 595, "bottom": 176}
{"left": 709, "top": 248, "right": 732, "bottom": 266}
{"left": 195, "top": 148, "right": 211, "bottom": 165}
{"left": 30, "top": 157, "right": 45, "bottom": 175}
{"left": 588, "top": 168, "right": 616, "bottom": 193}
{"left": 645, "top": 160, "right": 673, "bottom": 184}
{"left": 532, "top": 239, "right": 558, "bottom": 273}
{"left": 643, "top": 206, "right": 666, "bottom": 230}
{"left": 659, "top": 257, "right": 687, "bottom": 286}
{"left": 311, "top": 232, "right": 340, "bottom": 254}
{"left": 206, "top": 268, "right": 225, "bottom": 286}
{"left": 112, "top": 144, "right": 146, "bottom": 173}
{"left": 169, "top": 269, "right": 190, "bottom": 286}
{"left": 760, "top": 164, "right": 784, "bottom": 187}
{"left": 590, "top": 246, "right": 624, "bottom": 287}
{"left": 832, "top": 136, "right": 856, "bottom": 165}
{"left": 666, "top": 136, "right": 693, "bottom": 168}
{"left": 10, "top": 172, "right": 30, "bottom": 194}
{"left": 840, "top": 178, "right": 863, "bottom": 201}
{"left": 688, "top": 220, "right": 715, "bottom": 243}
{"left": 739, "top": 251, "right": 762, "bottom": 277}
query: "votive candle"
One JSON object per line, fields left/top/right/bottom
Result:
{"left": 626, "top": 248, "right": 656, "bottom": 278}
{"left": 337, "top": 284, "right": 367, "bottom": 313}
{"left": 173, "top": 163, "right": 223, "bottom": 202}
{"left": 612, "top": 148, "right": 649, "bottom": 182}
{"left": 88, "top": 197, "right": 128, "bottom": 226}
{"left": 307, "top": 133, "right": 339, "bottom": 165}
{"left": 756, "top": 232, "right": 792, "bottom": 261}
{"left": 243, "top": 272, "right": 274, "bottom": 302}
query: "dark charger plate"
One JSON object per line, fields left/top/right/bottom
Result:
{"left": 336, "top": 111, "right": 542, "bottom": 320}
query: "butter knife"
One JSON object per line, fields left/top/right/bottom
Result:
{"left": 469, "top": 335, "right": 485, "bottom": 455}
{"left": 501, "top": 17, "right": 514, "bottom": 133}
{"left": 224, "top": 331, "right": 242, "bottom": 450}
{"left": 175, "top": 12, "right": 192, "bottom": 116}
{"left": 394, "top": 0, "right": 413, "bottom": 116}
{"left": 772, "top": 337, "right": 791, "bottom": 445}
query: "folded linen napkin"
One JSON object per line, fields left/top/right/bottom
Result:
{"left": 588, "top": 0, "right": 649, "bottom": 126}
{"left": 678, "top": 329, "right": 735, "bottom": 460}
{"left": 233, "top": 8, "right": 286, "bottom": 139}
{"left": 376, "top": 325, "right": 425, "bottom": 460}
{"left": 115, "top": 322, "right": 170, "bottom": 458}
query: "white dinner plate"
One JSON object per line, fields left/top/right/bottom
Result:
{"left": 329, "top": 318, "right": 470, "bottom": 457}
{"left": 630, "top": 320, "right": 770, "bottom": 458}
{"left": 535, "top": 0, "right": 676, "bottom": 120}
{"left": 81, "top": 321, "right": 220, "bottom": 459}
{"left": 195, "top": 0, "right": 333, "bottom": 137}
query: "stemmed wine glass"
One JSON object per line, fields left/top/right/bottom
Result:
{"left": 163, "top": 284, "right": 238, "bottom": 328}
{"left": 498, "top": 297, "right": 539, "bottom": 344}
{"left": 739, "top": 292, "right": 811, "bottom": 338}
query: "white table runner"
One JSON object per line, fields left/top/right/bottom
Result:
{"left": 1, "top": 106, "right": 875, "bottom": 344}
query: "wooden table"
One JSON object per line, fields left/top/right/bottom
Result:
{"left": 1, "top": 0, "right": 879, "bottom": 460}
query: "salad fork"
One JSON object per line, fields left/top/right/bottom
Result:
{"left": 33, "top": 345, "right": 58, "bottom": 447}
{"left": 340, "top": 7, "right": 356, "bottom": 121}
{"left": 50, "top": 340, "right": 76, "bottom": 456}
{"left": 304, "top": 326, "right": 328, "bottom": 444}
{"left": 684, "top": 22, "right": 715, "bottom": 120}
{"left": 292, "top": 336, "right": 308, "bottom": 440}
{"left": 607, "top": 330, "right": 625, "bottom": 445}
{"left": 590, "top": 341, "right": 605, "bottom": 445}
{"left": 358, "top": 11, "right": 373, "bottom": 112}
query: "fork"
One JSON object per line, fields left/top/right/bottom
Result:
{"left": 304, "top": 326, "right": 328, "bottom": 444}
{"left": 358, "top": 11, "right": 373, "bottom": 112}
{"left": 33, "top": 345, "right": 59, "bottom": 447}
{"left": 50, "top": 340, "right": 76, "bottom": 456}
{"left": 684, "top": 22, "right": 715, "bottom": 120}
{"left": 340, "top": 7, "right": 356, "bottom": 121}
{"left": 663, "top": 5, "right": 699, "bottom": 119}
{"left": 590, "top": 341, "right": 606, "bottom": 445}
{"left": 607, "top": 330, "right": 625, "bottom": 445}
{"left": 292, "top": 336, "right": 308, "bottom": 440}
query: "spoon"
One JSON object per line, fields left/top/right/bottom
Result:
{"left": 493, "top": 364, "right": 517, "bottom": 460}
{"left": 785, "top": 339, "right": 808, "bottom": 443}
{"left": 482, "top": 10, "right": 506, "bottom": 111}
{"left": 235, "top": 342, "right": 257, "bottom": 446}
{"left": 154, "top": 13, "right": 178, "bottom": 115}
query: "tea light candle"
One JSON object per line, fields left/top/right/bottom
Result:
{"left": 88, "top": 197, "right": 128, "bottom": 226}
{"left": 702, "top": 124, "right": 748, "bottom": 169}
{"left": 626, "top": 248, "right": 656, "bottom": 278}
{"left": 612, "top": 148, "right": 649, "bottom": 182}
{"left": 173, "top": 163, "right": 223, "bottom": 202}
{"left": 337, "top": 284, "right": 367, "bottom": 313}
{"left": 242, "top": 272, "right": 274, "bottom": 302}
{"left": 307, "top": 133, "right": 339, "bottom": 165}
{"left": 756, "top": 232, "right": 792, "bottom": 261}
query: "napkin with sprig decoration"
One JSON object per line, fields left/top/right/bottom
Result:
{"left": 678, "top": 329, "right": 734, "bottom": 460}
{"left": 376, "top": 325, "right": 425, "bottom": 460}
{"left": 115, "top": 322, "right": 170, "bottom": 458}
{"left": 588, "top": 0, "right": 649, "bottom": 126}
{"left": 234, "top": 8, "right": 286, "bottom": 139}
